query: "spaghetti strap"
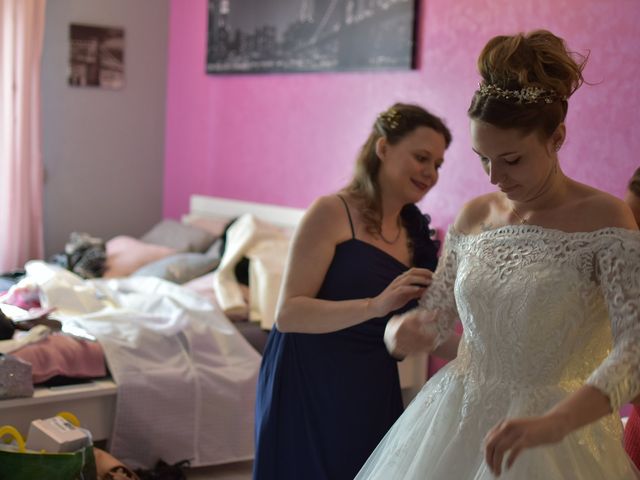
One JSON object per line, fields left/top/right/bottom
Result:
{"left": 337, "top": 195, "right": 356, "bottom": 239}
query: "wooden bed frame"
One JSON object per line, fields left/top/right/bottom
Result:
{"left": 0, "top": 195, "right": 428, "bottom": 443}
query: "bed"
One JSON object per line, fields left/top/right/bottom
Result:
{"left": 0, "top": 194, "right": 428, "bottom": 467}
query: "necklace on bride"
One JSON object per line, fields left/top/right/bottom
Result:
{"left": 512, "top": 205, "right": 528, "bottom": 225}
{"left": 379, "top": 217, "right": 402, "bottom": 244}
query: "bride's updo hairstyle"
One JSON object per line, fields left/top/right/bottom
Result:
{"left": 468, "top": 30, "right": 587, "bottom": 140}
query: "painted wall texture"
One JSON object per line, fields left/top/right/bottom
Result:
{"left": 164, "top": 0, "right": 640, "bottom": 230}
{"left": 41, "top": 0, "right": 169, "bottom": 256}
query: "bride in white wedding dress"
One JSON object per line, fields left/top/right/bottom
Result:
{"left": 356, "top": 30, "right": 640, "bottom": 479}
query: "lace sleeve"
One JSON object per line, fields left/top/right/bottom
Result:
{"left": 586, "top": 231, "right": 640, "bottom": 411}
{"left": 418, "top": 228, "right": 460, "bottom": 348}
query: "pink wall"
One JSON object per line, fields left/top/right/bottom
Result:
{"left": 164, "top": 0, "right": 640, "bottom": 230}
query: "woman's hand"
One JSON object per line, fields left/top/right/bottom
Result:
{"left": 483, "top": 414, "right": 569, "bottom": 476}
{"left": 370, "top": 268, "right": 433, "bottom": 318}
{"left": 384, "top": 308, "right": 438, "bottom": 359}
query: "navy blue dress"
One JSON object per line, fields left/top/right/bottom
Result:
{"left": 253, "top": 200, "right": 439, "bottom": 480}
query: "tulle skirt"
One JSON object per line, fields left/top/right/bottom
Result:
{"left": 355, "top": 362, "right": 638, "bottom": 480}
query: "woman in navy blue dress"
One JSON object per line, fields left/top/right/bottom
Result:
{"left": 253, "top": 103, "right": 458, "bottom": 480}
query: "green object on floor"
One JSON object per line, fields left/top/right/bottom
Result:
{"left": 0, "top": 446, "right": 96, "bottom": 480}
{"left": 0, "top": 424, "right": 96, "bottom": 480}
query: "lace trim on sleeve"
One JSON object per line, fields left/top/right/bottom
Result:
{"left": 586, "top": 231, "right": 640, "bottom": 411}
{"left": 418, "top": 228, "right": 460, "bottom": 349}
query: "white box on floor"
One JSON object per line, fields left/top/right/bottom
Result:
{"left": 26, "top": 416, "right": 90, "bottom": 453}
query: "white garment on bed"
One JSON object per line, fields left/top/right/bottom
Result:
{"left": 356, "top": 226, "right": 640, "bottom": 480}
{"left": 213, "top": 214, "right": 290, "bottom": 325}
{"left": 24, "top": 262, "right": 261, "bottom": 469}
{"left": 247, "top": 238, "right": 290, "bottom": 329}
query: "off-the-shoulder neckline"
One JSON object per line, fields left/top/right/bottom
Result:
{"left": 448, "top": 224, "right": 640, "bottom": 240}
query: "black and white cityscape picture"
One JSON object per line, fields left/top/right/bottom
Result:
{"left": 69, "top": 24, "right": 125, "bottom": 89}
{"left": 206, "top": 0, "right": 418, "bottom": 74}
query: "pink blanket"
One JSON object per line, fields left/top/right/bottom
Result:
{"left": 12, "top": 334, "right": 106, "bottom": 383}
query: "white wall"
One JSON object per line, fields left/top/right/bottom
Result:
{"left": 41, "top": 0, "right": 169, "bottom": 256}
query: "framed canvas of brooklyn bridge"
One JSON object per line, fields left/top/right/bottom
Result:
{"left": 206, "top": 0, "right": 418, "bottom": 74}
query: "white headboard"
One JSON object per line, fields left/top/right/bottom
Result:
{"left": 185, "top": 195, "right": 306, "bottom": 229}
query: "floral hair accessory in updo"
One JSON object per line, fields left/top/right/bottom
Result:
{"left": 477, "top": 82, "right": 566, "bottom": 104}
{"left": 377, "top": 108, "right": 402, "bottom": 132}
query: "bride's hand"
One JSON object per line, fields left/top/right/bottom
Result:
{"left": 384, "top": 308, "right": 438, "bottom": 359}
{"left": 483, "top": 414, "right": 569, "bottom": 476}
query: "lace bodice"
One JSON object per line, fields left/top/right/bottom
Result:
{"left": 420, "top": 225, "right": 640, "bottom": 411}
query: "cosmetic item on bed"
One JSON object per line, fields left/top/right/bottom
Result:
{"left": 0, "top": 354, "right": 34, "bottom": 398}
{"left": 26, "top": 415, "right": 92, "bottom": 453}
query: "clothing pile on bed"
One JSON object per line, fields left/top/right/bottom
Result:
{"left": 0, "top": 213, "right": 293, "bottom": 468}
{"left": 0, "top": 298, "right": 107, "bottom": 390}
{"left": 2, "top": 261, "right": 262, "bottom": 469}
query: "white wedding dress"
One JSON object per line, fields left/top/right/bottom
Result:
{"left": 356, "top": 226, "right": 640, "bottom": 480}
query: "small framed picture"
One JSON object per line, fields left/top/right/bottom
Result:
{"left": 69, "top": 23, "right": 125, "bottom": 89}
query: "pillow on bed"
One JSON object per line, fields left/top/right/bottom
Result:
{"left": 140, "top": 219, "right": 216, "bottom": 253}
{"left": 11, "top": 333, "right": 107, "bottom": 384}
{"left": 132, "top": 252, "right": 221, "bottom": 284}
{"left": 182, "top": 215, "right": 230, "bottom": 238}
{"left": 104, "top": 236, "right": 176, "bottom": 278}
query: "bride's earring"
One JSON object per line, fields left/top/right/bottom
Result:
{"left": 553, "top": 143, "right": 562, "bottom": 173}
